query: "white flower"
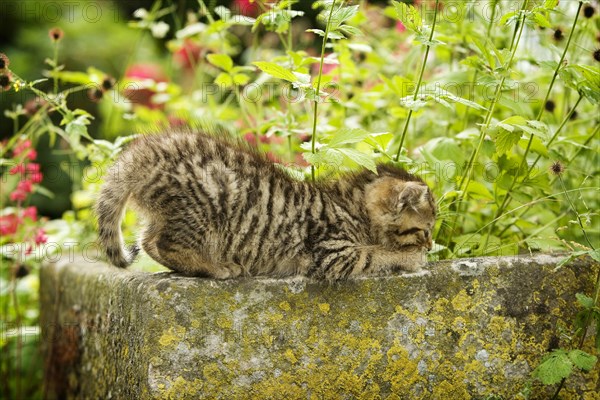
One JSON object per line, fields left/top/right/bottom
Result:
{"left": 133, "top": 8, "right": 148, "bottom": 19}
{"left": 151, "top": 21, "right": 170, "bottom": 38}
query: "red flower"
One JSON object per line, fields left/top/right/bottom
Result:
{"left": 13, "top": 140, "right": 31, "bottom": 156}
{"left": 17, "top": 180, "right": 33, "bottom": 193}
{"left": 48, "top": 27, "right": 64, "bottom": 42}
{"left": 174, "top": 40, "right": 204, "bottom": 70}
{"left": 9, "top": 163, "right": 25, "bottom": 175}
{"left": 22, "top": 206, "right": 37, "bottom": 221}
{"left": 123, "top": 64, "right": 168, "bottom": 109}
{"left": 167, "top": 115, "right": 187, "bottom": 128}
{"left": 9, "top": 190, "right": 27, "bottom": 202}
{"left": 34, "top": 228, "right": 48, "bottom": 245}
{"left": 0, "top": 214, "right": 19, "bottom": 235}
{"left": 232, "top": 0, "right": 260, "bottom": 17}
{"left": 243, "top": 132, "right": 257, "bottom": 146}
{"left": 312, "top": 53, "right": 338, "bottom": 76}
{"left": 26, "top": 149, "right": 37, "bottom": 160}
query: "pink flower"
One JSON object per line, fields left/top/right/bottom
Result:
{"left": 0, "top": 214, "right": 19, "bottom": 235}
{"left": 26, "top": 149, "right": 37, "bottom": 160}
{"left": 13, "top": 140, "right": 31, "bottom": 156}
{"left": 10, "top": 190, "right": 27, "bottom": 202}
{"left": 34, "top": 228, "right": 48, "bottom": 245}
{"left": 232, "top": 0, "right": 260, "bottom": 17}
{"left": 9, "top": 164, "right": 25, "bottom": 175}
{"left": 27, "top": 163, "right": 43, "bottom": 183}
{"left": 167, "top": 115, "right": 186, "bottom": 128}
{"left": 22, "top": 206, "right": 37, "bottom": 221}
{"left": 174, "top": 40, "right": 204, "bottom": 70}
{"left": 17, "top": 180, "right": 33, "bottom": 193}
{"left": 243, "top": 132, "right": 257, "bottom": 146}
{"left": 26, "top": 163, "right": 40, "bottom": 172}
{"left": 123, "top": 64, "right": 168, "bottom": 109}
{"left": 312, "top": 53, "right": 338, "bottom": 76}
{"left": 396, "top": 21, "right": 406, "bottom": 33}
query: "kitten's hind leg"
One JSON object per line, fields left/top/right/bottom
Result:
{"left": 149, "top": 229, "right": 244, "bottom": 279}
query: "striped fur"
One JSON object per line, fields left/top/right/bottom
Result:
{"left": 95, "top": 130, "right": 436, "bottom": 280}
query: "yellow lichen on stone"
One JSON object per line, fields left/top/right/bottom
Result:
{"left": 216, "top": 315, "right": 233, "bottom": 329}
{"left": 451, "top": 289, "right": 473, "bottom": 312}
{"left": 318, "top": 303, "right": 330, "bottom": 314}
{"left": 279, "top": 301, "right": 291, "bottom": 311}
{"left": 158, "top": 376, "right": 204, "bottom": 400}
{"left": 284, "top": 349, "right": 298, "bottom": 364}
{"left": 158, "top": 325, "right": 186, "bottom": 347}
{"left": 382, "top": 340, "right": 423, "bottom": 393}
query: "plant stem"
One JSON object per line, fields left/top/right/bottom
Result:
{"left": 529, "top": 93, "right": 584, "bottom": 174}
{"left": 441, "top": 0, "right": 529, "bottom": 246}
{"left": 486, "top": 0, "right": 499, "bottom": 38}
{"left": 394, "top": 0, "right": 440, "bottom": 161}
{"left": 10, "top": 267, "right": 23, "bottom": 400}
{"left": 558, "top": 175, "right": 595, "bottom": 250}
{"left": 490, "top": 1, "right": 583, "bottom": 235}
{"left": 550, "top": 171, "right": 598, "bottom": 400}
{"left": 310, "top": 0, "right": 338, "bottom": 181}
{"left": 489, "top": 93, "right": 584, "bottom": 241}
{"left": 52, "top": 42, "right": 59, "bottom": 95}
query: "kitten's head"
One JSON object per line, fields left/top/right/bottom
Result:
{"left": 365, "top": 173, "right": 436, "bottom": 251}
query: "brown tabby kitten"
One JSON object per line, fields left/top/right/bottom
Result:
{"left": 96, "top": 130, "right": 436, "bottom": 280}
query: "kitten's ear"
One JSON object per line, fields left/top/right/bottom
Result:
{"left": 397, "top": 182, "right": 428, "bottom": 211}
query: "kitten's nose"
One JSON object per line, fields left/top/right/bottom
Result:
{"left": 426, "top": 238, "right": 433, "bottom": 251}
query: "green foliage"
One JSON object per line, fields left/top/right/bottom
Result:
{"left": 1, "top": 0, "right": 599, "bottom": 398}
{"left": 532, "top": 348, "right": 597, "bottom": 385}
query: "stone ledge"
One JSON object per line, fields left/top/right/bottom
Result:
{"left": 40, "top": 255, "right": 599, "bottom": 399}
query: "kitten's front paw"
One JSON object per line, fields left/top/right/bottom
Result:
{"left": 399, "top": 247, "right": 428, "bottom": 272}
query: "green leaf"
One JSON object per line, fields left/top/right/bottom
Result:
{"left": 207, "top": 54, "right": 233, "bottom": 72}
{"left": 498, "top": 10, "right": 518, "bottom": 26}
{"left": 576, "top": 293, "right": 595, "bottom": 309}
{"left": 327, "top": 128, "right": 371, "bottom": 147}
{"left": 53, "top": 71, "right": 94, "bottom": 85}
{"left": 465, "top": 181, "right": 494, "bottom": 200}
{"left": 306, "top": 28, "right": 326, "bottom": 37}
{"left": 543, "top": 0, "right": 559, "bottom": 10}
{"left": 302, "top": 148, "right": 344, "bottom": 169}
{"left": 440, "top": 91, "right": 486, "bottom": 110}
{"left": 214, "top": 72, "right": 233, "bottom": 87}
{"left": 568, "top": 350, "right": 597, "bottom": 372}
{"left": 392, "top": 1, "right": 422, "bottom": 32}
{"left": 335, "top": 148, "right": 377, "bottom": 173}
{"left": 496, "top": 129, "right": 521, "bottom": 155}
{"left": 330, "top": 5, "right": 359, "bottom": 28}
{"left": 533, "top": 350, "right": 573, "bottom": 385}
{"left": 232, "top": 73, "right": 250, "bottom": 86}
{"left": 364, "top": 132, "right": 393, "bottom": 153}
{"left": 533, "top": 13, "right": 551, "bottom": 28}
{"left": 253, "top": 61, "right": 298, "bottom": 82}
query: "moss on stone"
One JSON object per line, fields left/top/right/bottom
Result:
{"left": 40, "top": 255, "right": 599, "bottom": 399}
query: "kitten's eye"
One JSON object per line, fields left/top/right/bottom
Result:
{"left": 395, "top": 227, "right": 421, "bottom": 236}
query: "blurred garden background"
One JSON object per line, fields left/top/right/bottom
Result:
{"left": 1, "top": 0, "right": 599, "bottom": 398}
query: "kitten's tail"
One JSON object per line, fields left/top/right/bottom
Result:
{"left": 95, "top": 161, "right": 139, "bottom": 268}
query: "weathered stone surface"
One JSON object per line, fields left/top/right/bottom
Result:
{"left": 40, "top": 255, "right": 599, "bottom": 399}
